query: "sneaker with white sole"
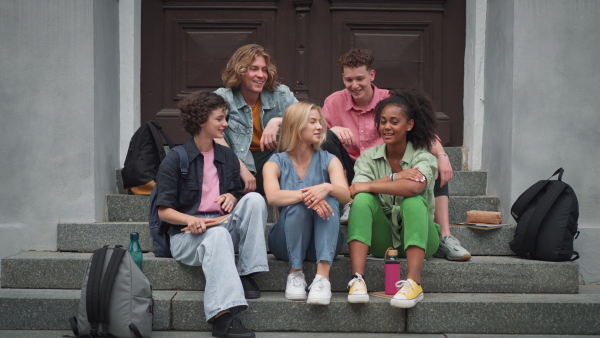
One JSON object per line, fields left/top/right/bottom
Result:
{"left": 390, "top": 278, "right": 423, "bottom": 308}
{"left": 285, "top": 271, "right": 307, "bottom": 300}
{"left": 347, "top": 273, "right": 369, "bottom": 303}
{"left": 435, "top": 235, "right": 471, "bottom": 261}
{"left": 307, "top": 274, "right": 331, "bottom": 305}
{"left": 340, "top": 202, "right": 351, "bottom": 225}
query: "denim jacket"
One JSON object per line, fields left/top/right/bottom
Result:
{"left": 214, "top": 84, "right": 297, "bottom": 173}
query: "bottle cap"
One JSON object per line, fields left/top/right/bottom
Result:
{"left": 388, "top": 249, "right": 398, "bottom": 256}
{"left": 130, "top": 232, "right": 139, "bottom": 240}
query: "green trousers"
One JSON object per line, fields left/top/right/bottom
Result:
{"left": 347, "top": 193, "right": 440, "bottom": 258}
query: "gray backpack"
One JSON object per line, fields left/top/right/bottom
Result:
{"left": 69, "top": 246, "right": 153, "bottom": 338}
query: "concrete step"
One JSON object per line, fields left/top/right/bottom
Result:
{"left": 0, "top": 331, "right": 459, "bottom": 338}
{"left": 1, "top": 252, "right": 578, "bottom": 294}
{"left": 57, "top": 222, "right": 516, "bottom": 256}
{"left": 3, "top": 333, "right": 595, "bottom": 338}
{"left": 106, "top": 194, "right": 500, "bottom": 224}
{"left": 0, "top": 289, "right": 173, "bottom": 331}
{"left": 116, "top": 147, "right": 466, "bottom": 194}
{"left": 1, "top": 286, "right": 599, "bottom": 334}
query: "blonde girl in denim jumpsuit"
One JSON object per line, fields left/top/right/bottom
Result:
{"left": 263, "top": 102, "right": 350, "bottom": 305}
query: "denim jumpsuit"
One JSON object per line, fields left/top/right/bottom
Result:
{"left": 268, "top": 150, "right": 344, "bottom": 269}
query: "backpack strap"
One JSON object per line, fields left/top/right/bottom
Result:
{"left": 173, "top": 146, "right": 189, "bottom": 175}
{"left": 523, "top": 182, "right": 567, "bottom": 258}
{"left": 511, "top": 168, "right": 563, "bottom": 220}
{"left": 86, "top": 246, "right": 108, "bottom": 336}
{"left": 129, "top": 323, "right": 145, "bottom": 338}
{"left": 147, "top": 121, "right": 176, "bottom": 162}
{"left": 98, "top": 247, "right": 127, "bottom": 333}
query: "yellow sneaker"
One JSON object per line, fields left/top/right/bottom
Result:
{"left": 390, "top": 279, "right": 423, "bottom": 308}
{"left": 347, "top": 273, "right": 369, "bottom": 303}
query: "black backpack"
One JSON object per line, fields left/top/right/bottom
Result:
{"left": 509, "top": 168, "right": 580, "bottom": 261}
{"left": 69, "top": 246, "right": 152, "bottom": 338}
{"left": 148, "top": 146, "right": 188, "bottom": 258}
{"left": 122, "top": 121, "right": 175, "bottom": 195}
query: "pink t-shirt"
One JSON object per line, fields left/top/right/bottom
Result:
{"left": 323, "top": 84, "right": 390, "bottom": 160}
{"left": 197, "top": 149, "right": 223, "bottom": 214}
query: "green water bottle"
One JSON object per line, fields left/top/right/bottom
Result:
{"left": 128, "top": 232, "right": 143, "bottom": 272}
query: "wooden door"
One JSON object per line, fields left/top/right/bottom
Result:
{"left": 141, "top": 0, "right": 465, "bottom": 145}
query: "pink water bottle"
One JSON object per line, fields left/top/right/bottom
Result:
{"left": 385, "top": 248, "right": 401, "bottom": 295}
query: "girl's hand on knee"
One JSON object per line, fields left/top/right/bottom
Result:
{"left": 185, "top": 216, "right": 214, "bottom": 234}
{"left": 215, "top": 193, "right": 237, "bottom": 213}
{"left": 349, "top": 182, "right": 371, "bottom": 198}
{"left": 312, "top": 200, "right": 334, "bottom": 220}
{"left": 300, "top": 183, "right": 331, "bottom": 208}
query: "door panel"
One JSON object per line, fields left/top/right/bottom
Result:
{"left": 142, "top": 0, "right": 464, "bottom": 145}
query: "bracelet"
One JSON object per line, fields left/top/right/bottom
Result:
{"left": 390, "top": 173, "right": 397, "bottom": 181}
{"left": 437, "top": 153, "right": 448, "bottom": 158}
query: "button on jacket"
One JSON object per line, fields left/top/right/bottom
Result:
{"left": 214, "top": 84, "right": 297, "bottom": 173}
{"left": 155, "top": 138, "right": 243, "bottom": 235}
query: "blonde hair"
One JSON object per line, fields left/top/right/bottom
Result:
{"left": 278, "top": 102, "right": 327, "bottom": 153}
{"left": 221, "top": 44, "right": 279, "bottom": 91}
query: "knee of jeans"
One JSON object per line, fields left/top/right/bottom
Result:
{"left": 205, "top": 226, "right": 233, "bottom": 245}
{"left": 400, "top": 195, "right": 427, "bottom": 211}
{"left": 240, "top": 192, "right": 266, "bottom": 210}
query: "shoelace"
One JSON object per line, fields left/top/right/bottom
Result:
{"left": 443, "top": 235, "right": 461, "bottom": 249}
{"left": 289, "top": 273, "right": 306, "bottom": 288}
{"left": 347, "top": 273, "right": 365, "bottom": 288}
{"left": 395, "top": 280, "right": 414, "bottom": 294}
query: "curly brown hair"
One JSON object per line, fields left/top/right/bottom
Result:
{"left": 221, "top": 44, "right": 280, "bottom": 91}
{"left": 337, "top": 48, "right": 374, "bottom": 70}
{"left": 374, "top": 88, "right": 438, "bottom": 151}
{"left": 178, "top": 91, "right": 228, "bottom": 136}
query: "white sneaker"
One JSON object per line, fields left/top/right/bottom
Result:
{"left": 347, "top": 273, "right": 369, "bottom": 303}
{"left": 285, "top": 271, "right": 307, "bottom": 300}
{"left": 436, "top": 235, "right": 471, "bottom": 261}
{"left": 340, "top": 202, "right": 351, "bottom": 224}
{"left": 307, "top": 274, "right": 331, "bottom": 305}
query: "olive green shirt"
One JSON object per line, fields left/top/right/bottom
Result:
{"left": 352, "top": 142, "right": 438, "bottom": 247}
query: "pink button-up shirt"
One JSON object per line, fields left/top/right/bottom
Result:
{"left": 323, "top": 84, "right": 390, "bottom": 160}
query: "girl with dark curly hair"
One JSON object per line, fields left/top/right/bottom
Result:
{"left": 155, "top": 91, "right": 268, "bottom": 337}
{"left": 345, "top": 88, "right": 441, "bottom": 309}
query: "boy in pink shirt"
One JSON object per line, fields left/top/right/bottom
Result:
{"left": 322, "top": 48, "right": 470, "bottom": 262}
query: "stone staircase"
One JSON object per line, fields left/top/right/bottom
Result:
{"left": 1, "top": 148, "right": 599, "bottom": 335}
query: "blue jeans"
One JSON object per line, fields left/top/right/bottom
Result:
{"left": 170, "top": 192, "right": 269, "bottom": 321}
{"left": 269, "top": 195, "right": 344, "bottom": 270}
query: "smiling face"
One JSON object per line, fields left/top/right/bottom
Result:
{"left": 378, "top": 104, "right": 414, "bottom": 146}
{"left": 342, "top": 65, "right": 375, "bottom": 104}
{"left": 300, "top": 108, "right": 324, "bottom": 146}
{"left": 240, "top": 56, "right": 268, "bottom": 98}
{"left": 200, "top": 107, "right": 228, "bottom": 139}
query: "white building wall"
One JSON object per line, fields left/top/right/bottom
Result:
{"left": 0, "top": 1, "right": 120, "bottom": 271}
{"left": 119, "top": 0, "right": 142, "bottom": 165}
{"left": 483, "top": 0, "right": 600, "bottom": 283}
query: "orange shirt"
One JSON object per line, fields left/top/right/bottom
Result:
{"left": 249, "top": 98, "right": 263, "bottom": 152}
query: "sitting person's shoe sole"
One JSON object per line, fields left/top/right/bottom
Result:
{"left": 347, "top": 274, "right": 369, "bottom": 303}
{"left": 390, "top": 279, "right": 423, "bottom": 309}
{"left": 212, "top": 317, "right": 255, "bottom": 338}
